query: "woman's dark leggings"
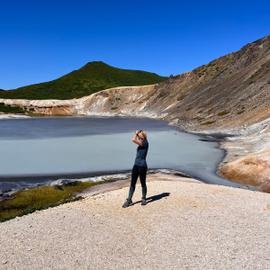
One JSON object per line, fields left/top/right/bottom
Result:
{"left": 127, "top": 165, "right": 147, "bottom": 201}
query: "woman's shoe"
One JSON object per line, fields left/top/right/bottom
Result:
{"left": 141, "top": 198, "right": 147, "bottom": 206}
{"left": 122, "top": 199, "right": 133, "bottom": 208}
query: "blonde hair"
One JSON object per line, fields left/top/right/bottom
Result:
{"left": 139, "top": 130, "right": 147, "bottom": 140}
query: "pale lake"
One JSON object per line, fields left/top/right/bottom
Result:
{"left": 0, "top": 116, "right": 242, "bottom": 194}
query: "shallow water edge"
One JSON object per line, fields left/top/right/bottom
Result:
{"left": 0, "top": 116, "right": 254, "bottom": 199}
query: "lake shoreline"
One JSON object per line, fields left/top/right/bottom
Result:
{"left": 0, "top": 115, "right": 252, "bottom": 200}
{"left": 0, "top": 115, "right": 259, "bottom": 222}
{"left": 0, "top": 169, "right": 193, "bottom": 200}
{"left": 0, "top": 171, "right": 195, "bottom": 222}
{"left": 0, "top": 68, "right": 269, "bottom": 193}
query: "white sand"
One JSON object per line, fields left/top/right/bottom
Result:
{"left": 1, "top": 173, "right": 270, "bottom": 270}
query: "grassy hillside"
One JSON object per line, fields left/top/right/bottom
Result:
{"left": 0, "top": 61, "right": 167, "bottom": 100}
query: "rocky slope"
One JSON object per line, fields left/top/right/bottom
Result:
{"left": 0, "top": 34, "right": 270, "bottom": 190}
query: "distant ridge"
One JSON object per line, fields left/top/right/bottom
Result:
{"left": 0, "top": 61, "right": 167, "bottom": 99}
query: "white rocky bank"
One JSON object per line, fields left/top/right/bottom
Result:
{"left": 0, "top": 85, "right": 163, "bottom": 118}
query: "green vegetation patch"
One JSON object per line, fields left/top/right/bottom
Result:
{"left": 237, "top": 110, "right": 245, "bottom": 114}
{"left": 217, "top": 110, "right": 230, "bottom": 116}
{"left": 201, "top": 120, "right": 216, "bottom": 125}
{"left": 177, "top": 95, "right": 186, "bottom": 101}
{"left": 0, "top": 61, "right": 167, "bottom": 100}
{"left": 0, "top": 181, "right": 102, "bottom": 222}
{"left": 0, "top": 103, "right": 26, "bottom": 114}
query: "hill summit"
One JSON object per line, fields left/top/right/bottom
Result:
{"left": 0, "top": 61, "right": 167, "bottom": 100}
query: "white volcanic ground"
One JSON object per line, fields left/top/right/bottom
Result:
{"left": 1, "top": 173, "right": 270, "bottom": 270}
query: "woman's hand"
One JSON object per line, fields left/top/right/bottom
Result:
{"left": 132, "top": 131, "right": 143, "bottom": 146}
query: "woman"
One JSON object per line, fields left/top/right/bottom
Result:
{"left": 122, "top": 130, "right": 149, "bottom": 208}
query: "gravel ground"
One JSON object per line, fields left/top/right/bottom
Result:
{"left": 1, "top": 173, "right": 270, "bottom": 270}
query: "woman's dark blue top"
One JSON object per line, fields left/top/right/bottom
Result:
{"left": 134, "top": 139, "right": 149, "bottom": 167}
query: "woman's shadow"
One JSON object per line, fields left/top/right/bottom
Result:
{"left": 132, "top": 192, "right": 170, "bottom": 206}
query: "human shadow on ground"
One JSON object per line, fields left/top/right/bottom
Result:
{"left": 132, "top": 192, "right": 170, "bottom": 206}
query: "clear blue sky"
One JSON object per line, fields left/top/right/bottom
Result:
{"left": 0, "top": 0, "right": 269, "bottom": 89}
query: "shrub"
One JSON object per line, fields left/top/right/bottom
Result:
{"left": 0, "top": 181, "right": 101, "bottom": 222}
{"left": 217, "top": 110, "right": 230, "bottom": 116}
{"left": 202, "top": 120, "right": 216, "bottom": 125}
{"left": 0, "top": 103, "right": 25, "bottom": 114}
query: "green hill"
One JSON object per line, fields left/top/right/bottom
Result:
{"left": 0, "top": 61, "right": 167, "bottom": 100}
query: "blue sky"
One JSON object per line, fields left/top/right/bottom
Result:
{"left": 0, "top": 0, "right": 269, "bottom": 89}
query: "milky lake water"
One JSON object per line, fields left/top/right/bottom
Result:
{"left": 0, "top": 116, "right": 242, "bottom": 193}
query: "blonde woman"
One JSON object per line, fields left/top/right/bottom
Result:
{"left": 122, "top": 130, "right": 149, "bottom": 208}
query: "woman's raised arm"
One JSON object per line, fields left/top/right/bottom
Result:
{"left": 132, "top": 131, "right": 143, "bottom": 146}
